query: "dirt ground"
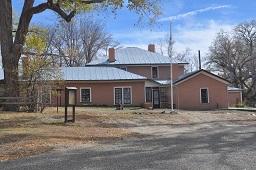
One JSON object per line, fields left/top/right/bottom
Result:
{"left": 1, "top": 107, "right": 256, "bottom": 162}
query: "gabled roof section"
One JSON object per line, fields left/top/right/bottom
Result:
{"left": 88, "top": 47, "right": 188, "bottom": 66}
{"left": 174, "top": 69, "right": 230, "bottom": 85}
{"left": 61, "top": 67, "right": 147, "bottom": 81}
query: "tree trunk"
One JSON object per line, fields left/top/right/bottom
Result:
{"left": 0, "top": 0, "right": 76, "bottom": 111}
{"left": 2, "top": 53, "right": 20, "bottom": 111}
{"left": 0, "top": 0, "right": 19, "bottom": 111}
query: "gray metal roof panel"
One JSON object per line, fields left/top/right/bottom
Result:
{"left": 116, "top": 47, "right": 171, "bottom": 64}
{"left": 61, "top": 67, "right": 147, "bottom": 81}
{"left": 0, "top": 67, "right": 146, "bottom": 81}
{"left": 175, "top": 70, "right": 200, "bottom": 83}
{"left": 228, "top": 86, "right": 243, "bottom": 91}
{"left": 153, "top": 79, "right": 171, "bottom": 85}
{"left": 88, "top": 47, "right": 185, "bottom": 65}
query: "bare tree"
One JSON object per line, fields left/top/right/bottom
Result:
{"left": 46, "top": 16, "right": 120, "bottom": 66}
{"left": 174, "top": 47, "right": 199, "bottom": 72}
{"left": 79, "top": 16, "right": 120, "bottom": 64}
{"left": 207, "top": 19, "right": 256, "bottom": 105}
{"left": 157, "top": 36, "right": 169, "bottom": 56}
{"left": 50, "top": 20, "right": 84, "bottom": 66}
{"left": 156, "top": 34, "right": 196, "bottom": 72}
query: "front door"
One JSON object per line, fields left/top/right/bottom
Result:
{"left": 153, "top": 89, "right": 160, "bottom": 108}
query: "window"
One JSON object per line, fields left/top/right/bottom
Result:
{"left": 123, "top": 88, "right": 131, "bottom": 104}
{"left": 146, "top": 87, "right": 152, "bottom": 102}
{"left": 115, "top": 88, "right": 122, "bottom": 104}
{"left": 160, "top": 87, "right": 167, "bottom": 102}
{"left": 152, "top": 67, "right": 158, "bottom": 78}
{"left": 200, "top": 88, "right": 209, "bottom": 103}
{"left": 81, "top": 88, "right": 91, "bottom": 102}
{"left": 119, "top": 67, "right": 127, "bottom": 71}
{"left": 115, "top": 87, "right": 131, "bottom": 105}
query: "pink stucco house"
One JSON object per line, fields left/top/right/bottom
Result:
{"left": 53, "top": 44, "right": 242, "bottom": 110}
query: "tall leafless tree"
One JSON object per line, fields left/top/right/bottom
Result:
{"left": 156, "top": 35, "right": 198, "bottom": 72}
{"left": 46, "top": 16, "right": 120, "bottom": 66}
{"left": 207, "top": 19, "right": 256, "bottom": 105}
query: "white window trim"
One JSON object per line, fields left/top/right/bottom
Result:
{"left": 151, "top": 66, "right": 159, "bottom": 78}
{"left": 80, "top": 87, "right": 92, "bottom": 102}
{"left": 200, "top": 88, "right": 209, "bottom": 104}
{"left": 114, "top": 86, "right": 132, "bottom": 105}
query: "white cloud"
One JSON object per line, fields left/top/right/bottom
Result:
{"left": 113, "top": 30, "right": 167, "bottom": 47}
{"left": 173, "top": 20, "right": 234, "bottom": 55}
{"left": 111, "top": 4, "right": 234, "bottom": 55}
{"left": 159, "top": 5, "right": 232, "bottom": 22}
{"left": 112, "top": 20, "right": 234, "bottom": 57}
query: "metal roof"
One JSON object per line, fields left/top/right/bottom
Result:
{"left": 61, "top": 67, "right": 147, "bottom": 81}
{"left": 175, "top": 70, "right": 199, "bottom": 83}
{"left": 88, "top": 47, "right": 187, "bottom": 65}
{"left": 228, "top": 86, "right": 243, "bottom": 91}
{"left": 153, "top": 79, "right": 171, "bottom": 85}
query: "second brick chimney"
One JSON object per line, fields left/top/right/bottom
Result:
{"left": 108, "top": 48, "right": 115, "bottom": 62}
{"left": 148, "top": 44, "right": 155, "bottom": 53}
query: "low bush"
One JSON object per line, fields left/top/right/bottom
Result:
{"left": 233, "top": 103, "right": 249, "bottom": 108}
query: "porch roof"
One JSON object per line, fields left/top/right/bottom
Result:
{"left": 228, "top": 86, "right": 243, "bottom": 91}
{"left": 152, "top": 79, "right": 171, "bottom": 85}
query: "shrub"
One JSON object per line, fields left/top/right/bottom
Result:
{"left": 233, "top": 103, "right": 249, "bottom": 108}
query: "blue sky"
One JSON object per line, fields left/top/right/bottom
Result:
{"left": 13, "top": 0, "right": 256, "bottom": 57}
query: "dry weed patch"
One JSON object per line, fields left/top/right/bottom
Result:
{"left": 0, "top": 107, "right": 139, "bottom": 161}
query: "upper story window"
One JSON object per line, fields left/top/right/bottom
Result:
{"left": 200, "top": 88, "right": 209, "bottom": 103}
{"left": 152, "top": 67, "right": 158, "bottom": 78}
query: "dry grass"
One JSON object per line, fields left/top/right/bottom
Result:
{"left": 0, "top": 107, "right": 141, "bottom": 161}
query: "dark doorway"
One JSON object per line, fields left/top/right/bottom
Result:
{"left": 153, "top": 89, "right": 160, "bottom": 108}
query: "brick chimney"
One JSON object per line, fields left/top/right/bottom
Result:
{"left": 148, "top": 44, "right": 155, "bottom": 52}
{"left": 108, "top": 48, "right": 115, "bottom": 62}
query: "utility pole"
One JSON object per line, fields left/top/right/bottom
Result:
{"left": 169, "top": 21, "right": 174, "bottom": 112}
